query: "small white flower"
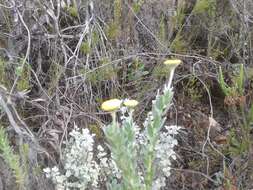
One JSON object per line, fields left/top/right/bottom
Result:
{"left": 165, "top": 125, "right": 181, "bottom": 135}
{"left": 43, "top": 168, "right": 51, "bottom": 174}
{"left": 52, "top": 166, "right": 59, "bottom": 173}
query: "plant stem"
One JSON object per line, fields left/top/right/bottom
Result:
{"left": 167, "top": 68, "right": 175, "bottom": 89}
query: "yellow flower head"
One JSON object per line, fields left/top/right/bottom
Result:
{"left": 163, "top": 59, "right": 182, "bottom": 69}
{"left": 101, "top": 99, "right": 122, "bottom": 112}
{"left": 123, "top": 99, "right": 139, "bottom": 108}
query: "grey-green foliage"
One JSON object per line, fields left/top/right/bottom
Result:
{"left": 105, "top": 110, "right": 141, "bottom": 189}
{"left": 0, "top": 127, "right": 26, "bottom": 189}
{"left": 43, "top": 126, "right": 123, "bottom": 190}
{"left": 143, "top": 87, "right": 173, "bottom": 189}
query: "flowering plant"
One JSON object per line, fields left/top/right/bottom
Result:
{"left": 102, "top": 59, "right": 182, "bottom": 189}
{"left": 44, "top": 59, "right": 182, "bottom": 190}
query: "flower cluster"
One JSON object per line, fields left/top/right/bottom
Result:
{"left": 101, "top": 98, "right": 138, "bottom": 112}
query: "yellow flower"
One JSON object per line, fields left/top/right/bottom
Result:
{"left": 123, "top": 99, "right": 139, "bottom": 108}
{"left": 163, "top": 59, "right": 182, "bottom": 69}
{"left": 101, "top": 99, "right": 122, "bottom": 112}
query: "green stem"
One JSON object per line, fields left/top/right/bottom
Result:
{"left": 111, "top": 111, "right": 117, "bottom": 126}
{"left": 145, "top": 148, "right": 155, "bottom": 190}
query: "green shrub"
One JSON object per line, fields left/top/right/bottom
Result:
{"left": 218, "top": 64, "right": 252, "bottom": 157}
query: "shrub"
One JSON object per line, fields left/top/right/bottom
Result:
{"left": 44, "top": 59, "right": 182, "bottom": 190}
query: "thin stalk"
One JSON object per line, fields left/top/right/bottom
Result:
{"left": 167, "top": 68, "right": 175, "bottom": 89}
{"left": 111, "top": 111, "right": 117, "bottom": 126}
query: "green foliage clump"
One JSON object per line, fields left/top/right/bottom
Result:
{"left": 0, "top": 58, "right": 7, "bottom": 85}
{"left": 0, "top": 58, "right": 12, "bottom": 89}
{"left": 248, "top": 104, "right": 253, "bottom": 127}
{"left": 83, "top": 58, "right": 118, "bottom": 85}
{"left": 193, "top": 0, "right": 216, "bottom": 15}
{"left": 170, "top": 34, "right": 187, "bottom": 53}
{"left": 218, "top": 64, "right": 244, "bottom": 97}
{"left": 228, "top": 128, "right": 249, "bottom": 156}
{"left": 218, "top": 64, "right": 252, "bottom": 158}
{"left": 47, "top": 62, "right": 63, "bottom": 95}
{"left": 106, "top": 22, "right": 120, "bottom": 40}
{"left": 80, "top": 41, "right": 91, "bottom": 54}
{"left": 127, "top": 59, "right": 148, "bottom": 81}
{"left": 91, "top": 30, "right": 99, "bottom": 46}
{"left": 208, "top": 46, "right": 228, "bottom": 60}
{"left": 185, "top": 77, "right": 203, "bottom": 102}
{"left": 113, "top": 0, "right": 122, "bottom": 22}
{"left": 158, "top": 14, "right": 166, "bottom": 43}
{"left": 172, "top": 4, "right": 185, "bottom": 29}
{"left": 106, "top": 0, "right": 122, "bottom": 40}
{"left": 0, "top": 127, "right": 27, "bottom": 189}
{"left": 132, "top": 0, "right": 144, "bottom": 13}
{"left": 16, "top": 62, "right": 31, "bottom": 91}
{"left": 81, "top": 29, "right": 100, "bottom": 55}
{"left": 152, "top": 64, "right": 170, "bottom": 80}
{"left": 170, "top": 0, "right": 218, "bottom": 56}
{"left": 169, "top": 2, "right": 190, "bottom": 53}
{"left": 67, "top": 5, "right": 78, "bottom": 17}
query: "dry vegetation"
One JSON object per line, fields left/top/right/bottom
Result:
{"left": 0, "top": 0, "right": 253, "bottom": 189}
